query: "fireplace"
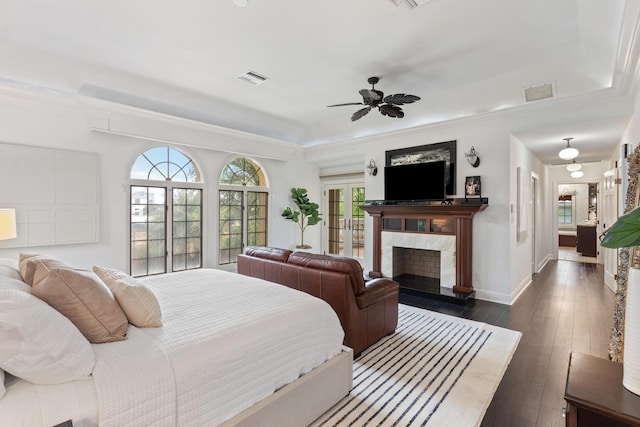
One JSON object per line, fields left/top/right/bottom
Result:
{"left": 393, "top": 247, "right": 441, "bottom": 280}
{"left": 361, "top": 199, "right": 487, "bottom": 300}
{"left": 393, "top": 247, "right": 441, "bottom": 293}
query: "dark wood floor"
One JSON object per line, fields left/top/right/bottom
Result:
{"left": 399, "top": 259, "right": 615, "bottom": 427}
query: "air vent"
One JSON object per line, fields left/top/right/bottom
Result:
{"left": 405, "top": 0, "right": 433, "bottom": 8}
{"left": 523, "top": 82, "right": 555, "bottom": 102}
{"left": 237, "top": 71, "right": 268, "bottom": 85}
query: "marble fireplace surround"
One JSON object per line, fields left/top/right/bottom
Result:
{"left": 382, "top": 232, "right": 456, "bottom": 288}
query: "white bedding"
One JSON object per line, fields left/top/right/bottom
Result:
{"left": 1, "top": 268, "right": 344, "bottom": 426}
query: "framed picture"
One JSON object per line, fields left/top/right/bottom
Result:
{"left": 385, "top": 140, "right": 457, "bottom": 195}
{"left": 465, "top": 176, "right": 481, "bottom": 198}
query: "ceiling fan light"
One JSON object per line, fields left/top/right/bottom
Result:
{"left": 571, "top": 170, "right": 584, "bottom": 178}
{"left": 566, "top": 162, "right": 582, "bottom": 172}
{"left": 559, "top": 147, "right": 579, "bottom": 160}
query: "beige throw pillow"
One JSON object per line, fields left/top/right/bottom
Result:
{"left": 32, "top": 268, "right": 128, "bottom": 343}
{"left": 18, "top": 253, "right": 68, "bottom": 286}
{"left": 93, "top": 266, "right": 163, "bottom": 328}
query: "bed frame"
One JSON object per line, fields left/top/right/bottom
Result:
{"left": 220, "top": 347, "right": 353, "bottom": 427}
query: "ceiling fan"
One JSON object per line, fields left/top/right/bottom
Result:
{"left": 327, "top": 76, "right": 421, "bottom": 122}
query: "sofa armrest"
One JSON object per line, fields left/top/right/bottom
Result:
{"left": 355, "top": 278, "right": 399, "bottom": 309}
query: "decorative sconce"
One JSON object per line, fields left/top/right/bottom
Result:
{"left": 0, "top": 208, "right": 17, "bottom": 240}
{"left": 366, "top": 159, "right": 378, "bottom": 176}
{"left": 465, "top": 146, "right": 480, "bottom": 167}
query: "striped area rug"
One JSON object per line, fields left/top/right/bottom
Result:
{"left": 312, "top": 304, "right": 521, "bottom": 427}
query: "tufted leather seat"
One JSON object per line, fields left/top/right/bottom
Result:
{"left": 238, "top": 246, "right": 399, "bottom": 356}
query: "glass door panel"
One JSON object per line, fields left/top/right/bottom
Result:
{"left": 324, "top": 183, "right": 364, "bottom": 260}
{"left": 219, "top": 190, "right": 243, "bottom": 264}
{"left": 130, "top": 186, "right": 167, "bottom": 277}
{"left": 327, "top": 188, "right": 345, "bottom": 255}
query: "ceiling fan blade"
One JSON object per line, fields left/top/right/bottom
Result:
{"left": 351, "top": 106, "right": 372, "bottom": 121}
{"left": 379, "top": 104, "right": 404, "bottom": 118}
{"left": 327, "top": 102, "right": 365, "bottom": 107}
{"left": 382, "top": 94, "right": 421, "bottom": 105}
{"left": 359, "top": 89, "right": 381, "bottom": 104}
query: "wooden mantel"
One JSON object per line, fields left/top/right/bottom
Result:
{"left": 361, "top": 200, "right": 488, "bottom": 295}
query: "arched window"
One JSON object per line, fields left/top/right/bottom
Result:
{"left": 218, "top": 157, "right": 269, "bottom": 264}
{"left": 130, "top": 146, "right": 203, "bottom": 277}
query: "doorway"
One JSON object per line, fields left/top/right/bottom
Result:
{"left": 323, "top": 182, "right": 365, "bottom": 260}
{"left": 556, "top": 182, "right": 598, "bottom": 264}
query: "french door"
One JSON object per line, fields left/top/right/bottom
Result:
{"left": 218, "top": 189, "right": 268, "bottom": 264}
{"left": 323, "top": 183, "right": 365, "bottom": 260}
{"left": 130, "top": 185, "right": 202, "bottom": 277}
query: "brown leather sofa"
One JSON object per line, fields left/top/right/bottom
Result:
{"left": 237, "top": 246, "right": 399, "bottom": 356}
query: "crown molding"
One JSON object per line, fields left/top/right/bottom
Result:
{"left": 0, "top": 82, "right": 302, "bottom": 161}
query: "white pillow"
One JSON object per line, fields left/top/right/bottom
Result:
{"left": 0, "top": 289, "right": 95, "bottom": 385}
{"left": 0, "top": 258, "right": 31, "bottom": 294}
{"left": 93, "top": 266, "right": 163, "bottom": 328}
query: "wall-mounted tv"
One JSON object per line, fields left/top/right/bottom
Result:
{"left": 384, "top": 160, "right": 446, "bottom": 201}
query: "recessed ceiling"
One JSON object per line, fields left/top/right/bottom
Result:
{"left": 0, "top": 0, "right": 635, "bottom": 162}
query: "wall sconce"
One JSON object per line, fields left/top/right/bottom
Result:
{"left": 0, "top": 208, "right": 17, "bottom": 240}
{"left": 465, "top": 146, "right": 480, "bottom": 167}
{"left": 366, "top": 159, "right": 378, "bottom": 176}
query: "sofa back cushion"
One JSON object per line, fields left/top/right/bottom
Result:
{"left": 287, "top": 252, "right": 365, "bottom": 295}
{"left": 243, "top": 246, "right": 293, "bottom": 263}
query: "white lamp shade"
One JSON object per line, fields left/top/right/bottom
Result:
{"left": 559, "top": 147, "right": 579, "bottom": 160}
{"left": 566, "top": 162, "right": 582, "bottom": 172}
{"left": 0, "top": 209, "right": 16, "bottom": 240}
{"left": 570, "top": 170, "right": 584, "bottom": 178}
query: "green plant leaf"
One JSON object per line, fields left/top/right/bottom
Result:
{"left": 281, "top": 207, "right": 300, "bottom": 223}
{"left": 601, "top": 206, "right": 640, "bottom": 248}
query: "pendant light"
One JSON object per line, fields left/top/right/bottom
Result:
{"left": 559, "top": 137, "right": 579, "bottom": 160}
{"left": 566, "top": 159, "right": 582, "bottom": 172}
{"left": 571, "top": 170, "right": 584, "bottom": 178}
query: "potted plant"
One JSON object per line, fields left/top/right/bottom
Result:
{"left": 282, "top": 188, "right": 322, "bottom": 249}
{"left": 601, "top": 205, "right": 640, "bottom": 395}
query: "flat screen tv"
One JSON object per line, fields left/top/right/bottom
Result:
{"left": 384, "top": 161, "right": 446, "bottom": 201}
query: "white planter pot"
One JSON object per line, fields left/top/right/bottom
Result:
{"left": 624, "top": 267, "right": 640, "bottom": 395}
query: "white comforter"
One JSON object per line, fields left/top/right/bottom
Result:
{"left": 4, "top": 268, "right": 344, "bottom": 426}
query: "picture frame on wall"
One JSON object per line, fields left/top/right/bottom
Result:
{"left": 465, "top": 176, "right": 481, "bottom": 198}
{"left": 385, "top": 140, "right": 457, "bottom": 196}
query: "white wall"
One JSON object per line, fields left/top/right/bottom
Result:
{"left": 509, "top": 135, "right": 548, "bottom": 303}
{"left": 0, "top": 91, "right": 322, "bottom": 271}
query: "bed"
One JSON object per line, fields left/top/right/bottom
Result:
{"left": 0, "top": 257, "right": 352, "bottom": 426}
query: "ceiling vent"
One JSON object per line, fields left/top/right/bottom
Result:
{"left": 237, "top": 71, "right": 268, "bottom": 85}
{"left": 405, "top": 0, "right": 433, "bottom": 8}
{"left": 523, "top": 82, "right": 555, "bottom": 102}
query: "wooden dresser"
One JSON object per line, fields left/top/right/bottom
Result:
{"left": 564, "top": 352, "right": 640, "bottom": 426}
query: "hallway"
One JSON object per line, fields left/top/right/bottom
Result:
{"left": 558, "top": 246, "right": 598, "bottom": 264}
{"left": 400, "top": 259, "right": 615, "bottom": 427}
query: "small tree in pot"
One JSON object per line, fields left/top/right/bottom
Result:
{"left": 282, "top": 187, "right": 322, "bottom": 249}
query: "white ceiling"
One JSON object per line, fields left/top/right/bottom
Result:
{"left": 0, "top": 0, "right": 637, "bottom": 163}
